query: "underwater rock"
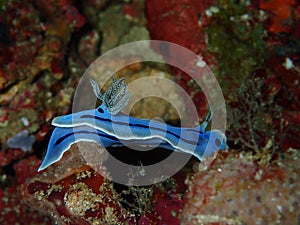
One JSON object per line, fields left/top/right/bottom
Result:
{"left": 20, "top": 143, "right": 133, "bottom": 225}
{"left": 0, "top": 185, "right": 51, "bottom": 225}
{"left": 97, "top": 5, "right": 132, "bottom": 53}
{"left": 181, "top": 150, "right": 300, "bottom": 224}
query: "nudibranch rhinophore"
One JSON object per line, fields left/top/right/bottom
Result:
{"left": 38, "top": 78, "right": 227, "bottom": 171}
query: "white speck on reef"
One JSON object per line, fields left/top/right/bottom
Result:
{"left": 21, "top": 117, "right": 29, "bottom": 126}
{"left": 283, "top": 57, "right": 294, "bottom": 70}
{"left": 6, "top": 130, "right": 35, "bottom": 152}
{"left": 205, "top": 6, "right": 219, "bottom": 17}
{"left": 196, "top": 55, "right": 206, "bottom": 68}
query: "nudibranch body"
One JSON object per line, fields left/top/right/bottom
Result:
{"left": 38, "top": 125, "right": 176, "bottom": 171}
{"left": 38, "top": 78, "right": 227, "bottom": 171}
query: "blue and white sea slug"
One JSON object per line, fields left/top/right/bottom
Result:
{"left": 38, "top": 78, "right": 227, "bottom": 171}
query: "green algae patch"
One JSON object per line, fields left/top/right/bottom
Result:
{"left": 205, "top": 0, "right": 267, "bottom": 94}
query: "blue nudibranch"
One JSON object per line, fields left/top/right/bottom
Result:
{"left": 38, "top": 78, "right": 227, "bottom": 171}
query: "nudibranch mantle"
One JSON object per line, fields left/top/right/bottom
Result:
{"left": 38, "top": 78, "right": 227, "bottom": 171}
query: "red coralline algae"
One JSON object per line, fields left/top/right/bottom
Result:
{"left": 1, "top": 147, "right": 47, "bottom": 225}
{"left": 50, "top": 57, "right": 64, "bottom": 75}
{"left": 154, "top": 193, "right": 182, "bottom": 225}
{"left": 0, "top": 186, "right": 51, "bottom": 225}
{"left": 146, "top": 0, "right": 217, "bottom": 120}
{"left": 137, "top": 171, "right": 187, "bottom": 224}
{"left": 19, "top": 140, "right": 193, "bottom": 224}
{"left": 260, "top": 0, "right": 295, "bottom": 33}
{"left": 34, "top": 0, "right": 85, "bottom": 29}
{"left": 35, "top": 124, "right": 50, "bottom": 141}
{"left": 0, "top": 149, "right": 26, "bottom": 167}
{"left": 62, "top": 3, "right": 86, "bottom": 28}
{"left": 181, "top": 151, "right": 300, "bottom": 224}
{"left": 138, "top": 215, "right": 153, "bottom": 225}
{"left": 123, "top": 3, "right": 140, "bottom": 21}
{"left": 78, "top": 30, "right": 101, "bottom": 64}
{"left": 13, "top": 155, "right": 41, "bottom": 184}
{"left": 146, "top": 0, "right": 213, "bottom": 55}
{"left": 20, "top": 144, "right": 134, "bottom": 225}
{"left": 0, "top": 1, "right": 44, "bottom": 88}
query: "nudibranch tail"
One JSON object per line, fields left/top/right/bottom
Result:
{"left": 38, "top": 126, "right": 120, "bottom": 171}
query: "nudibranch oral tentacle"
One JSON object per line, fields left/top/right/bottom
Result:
{"left": 39, "top": 78, "right": 227, "bottom": 171}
